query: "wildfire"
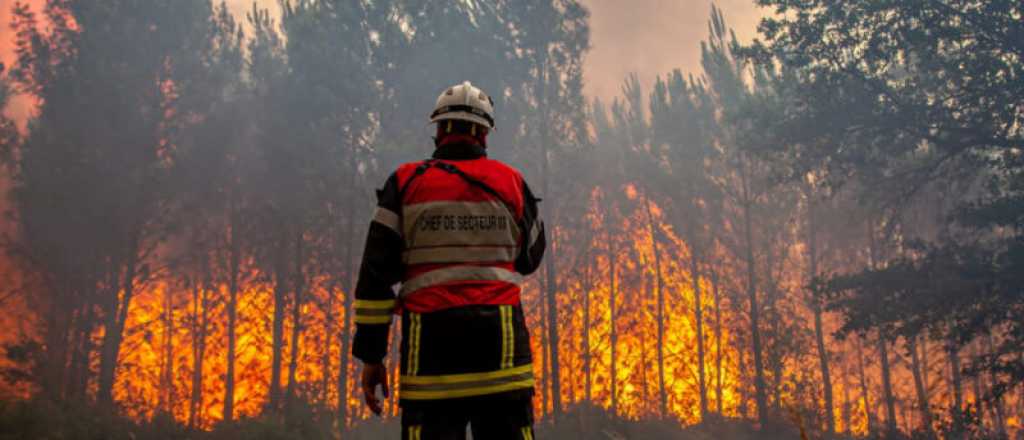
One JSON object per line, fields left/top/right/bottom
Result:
{"left": 0, "top": 181, "right": 1012, "bottom": 437}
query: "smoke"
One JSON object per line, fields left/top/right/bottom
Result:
{"left": 3, "top": 0, "right": 766, "bottom": 124}
{"left": 0, "top": 0, "right": 45, "bottom": 129}
{"left": 583, "top": 0, "right": 764, "bottom": 99}
{"left": 220, "top": 0, "right": 766, "bottom": 101}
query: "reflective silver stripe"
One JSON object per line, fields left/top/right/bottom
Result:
{"left": 372, "top": 207, "right": 401, "bottom": 234}
{"left": 403, "top": 200, "right": 519, "bottom": 248}
{"left": 399, "top": 266, "right": 522, "bottom": 298}
{"left": 403, "top": 246, "right": 517, "bottom": 265}
{"left": 528, "top": 221, "right": 541, "bottom": 248}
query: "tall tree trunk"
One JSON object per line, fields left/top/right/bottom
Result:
{"left": 583, "top": 255, "right": 592, "bottom": 403}
{"left": 948, "top": 338, "right": 964, "bottom": 414}
{"left": 969, "top": 343, "right": 985, "bottom": 426}
{"left": 338, "top": 153, "right": 358, "bottom": 429}
{"left": 43, "top": 291, "right": 72, "bottom": 400}
{"left": 223, "top": 209, "right": 241, "bottom": 423}
{"left": 269, "top": 238, "right": 288, "bottom": 412}
{"left": 69, "top": 298, "right": 95, "bottom": 400}
{"left": 540, "top": 272, "right": 551, "bottom": 416}
{"left": 856, "top": 336, "right": 876, "bottom": 434}
{"left": 867, "top": 216, "right": 896, "bottom": 435}
{"left": 909, "top": 335, "right": 933, "bottom": 436}
{"left": 189, "top": 269, "right": 211, "bottom": 429}
{"left": 841, "top": 370, "right": 852, "bottom": 434}
{"left": 539, "top": 59, "right": 562, "bottom": 422}
{"left": 98, "top": 243, "right": 138, "bottom": 407}
{"left": 608, "top": 234, "right": 619, "bottom": 415}
{"left": 984, "top": 333, "right": 1007, "bottom": 437}
{"left": 711, "top": 266, "right": 724, "bottom": 416}
{"left": 285, "top": 233, "right": 304, "bottom": 410}
{"left": 160, "top": 284, "right": 174, "bottom": 414}
{"left": 321, "top": 285, "right": 335, "bottom": 404}
{"left": 808, "top": 200, "right": 834, "bottom": 436}
{"left": 643, "top": 197, "right": 669, "bottom": 418}
{"left": 878, "top": 336, "right": 897, "bottom": 435}
{"left": 737, "top": 335, "right": 749, "bottom": 418}
{"left": 739, "top": 157, "right": 768, "bottom": 427}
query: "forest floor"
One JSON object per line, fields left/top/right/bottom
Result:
{"left": 0, "top": 397, "right": 870, "bottom": 440}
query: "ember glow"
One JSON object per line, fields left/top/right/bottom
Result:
{"left": 60, "top": 182, "right": 1007, "bottom": 436}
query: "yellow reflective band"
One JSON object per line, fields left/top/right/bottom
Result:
{"left": 522, "top": 427, "right": 533, "bottom": 440}
{"left": 401, "top": 363, "right": 532, "bottom": 386}
{"left": 354, "top": 315, "right": 392, "bottom": 325}
{"left": 500, "top": 305, "right": 514, "bottom": 369}
{"left": 354, "top": 299, "right": 396, "bottom": 309}
{"left": 407, "top": 313, "right": 421, "bottom": 376}
{"left": 354, "top": 299, "right": 396, "bottom": 325}
{"left": 408, "top": 425, "right": 421, "bottom": 440}
{"left": 399, "top": 364, "right": 534, "bottom": 400}
{"left": 400, "top": 378, "right": 535, "bottom": 400}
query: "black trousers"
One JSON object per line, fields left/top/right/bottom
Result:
{"left": 400, "top": 392, "right": 535, "bottom": 440}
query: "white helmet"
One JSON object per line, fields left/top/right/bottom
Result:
{"left": 429, "top": 81, "right": 495, "bottom": 129}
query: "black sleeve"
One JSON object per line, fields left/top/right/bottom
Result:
{"left": 514, "top": 180, "right": 546, "bottom": 275}
{"left": 352, "top": 172, "right": 405, "bottom": 364}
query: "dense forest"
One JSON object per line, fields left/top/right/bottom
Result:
{"left": 0, "top": 1, "right": 1021, "bottom": 439}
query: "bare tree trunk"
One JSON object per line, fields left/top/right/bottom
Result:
{"left": 190, "top": 263, "right": 211, "bottom": 429}
{"left": 539, "top": 61, "right": 561, "bottom": 422}
{"left": 969, "top": 343, "right": 985, "bottom": 427}
{"left": 285, "top": 233, "right": 304, "bottom": 411}
{"left": 808, "top": 201, "right": 834, "bottom": 436}
{"left": 739, "top": 157, "right": 767, "bottom": 427}
{"left": 583, "top": 255, "right": 592, "bottom": 403}
{"left": 68, "top": 298, "right": 95, "bottom": 400}
{"left": 984, "top": 333, "right": 1007, "bottom": 437}
{"left": 710, "top": 267, "right": 724, "bottom": 416}
{"left": 98, "top": 243, "right": 139, "bottom": 407}
{"left": 856, "top": 336, "right": 876, "bottom": 433}
{"left": 948, "top": 338, "right": 964, "bottom": 413}
{"left": 321, "top": 285, "right": 335, "bottom": 404}
{"left": 270, "top": 239, "right": 288, "bottom": 412}
{"left": 608, "top": 235, "right": 619, "bottom": 415}
{"left": 841, "top": 369, "right": 852, "bottom": 434}
{"left": 540, "top": 273, "right": 550, "bottom": 416}
{"left": 878, "top": 336, "right": 897, "bottom": 435}
{"left": 160, "top": 284, "right": 174, "bottom": 414}
{"left": 223, "top": 209, "right": 240, "bottom": 423}
{"left": 643, "top": 197, "right": 669, "bottom": 418}
{"left": 737, "top": 335, "right": 749, "bottom": 418}
{"left": 640, "top": 303, "right": 650, "bottom": 414}
{"left": 43, "top": 292, "right": 72, "bottom": 400}
{"left": 909, "top": 335, "right": 933, "bottom": 436}
{"left": 867, "top": 216, "right": 896, "bottom": 435}
{"left": 338, "top": 156, "right": 358, "bottom": 429}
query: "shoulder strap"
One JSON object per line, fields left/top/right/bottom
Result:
{"left": 398, "top": 160, "right": 436, "bottom": 197}
{"left": 398, "top": 160, "right": 519, "bottom": 220}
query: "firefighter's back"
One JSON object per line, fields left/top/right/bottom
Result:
{"left": 352, "top": 81, "right": 544, "bottom": 440}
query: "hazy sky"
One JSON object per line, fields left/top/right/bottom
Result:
{"left": 2, "top": 0, "right": 766, "bottom": 122}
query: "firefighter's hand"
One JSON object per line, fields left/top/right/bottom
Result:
{"left": 361, "top": 362, "right": 388, "bottom": 416}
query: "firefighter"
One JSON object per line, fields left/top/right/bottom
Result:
{"left": 352, "top": 81, "right": 546, "bottom": 440}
